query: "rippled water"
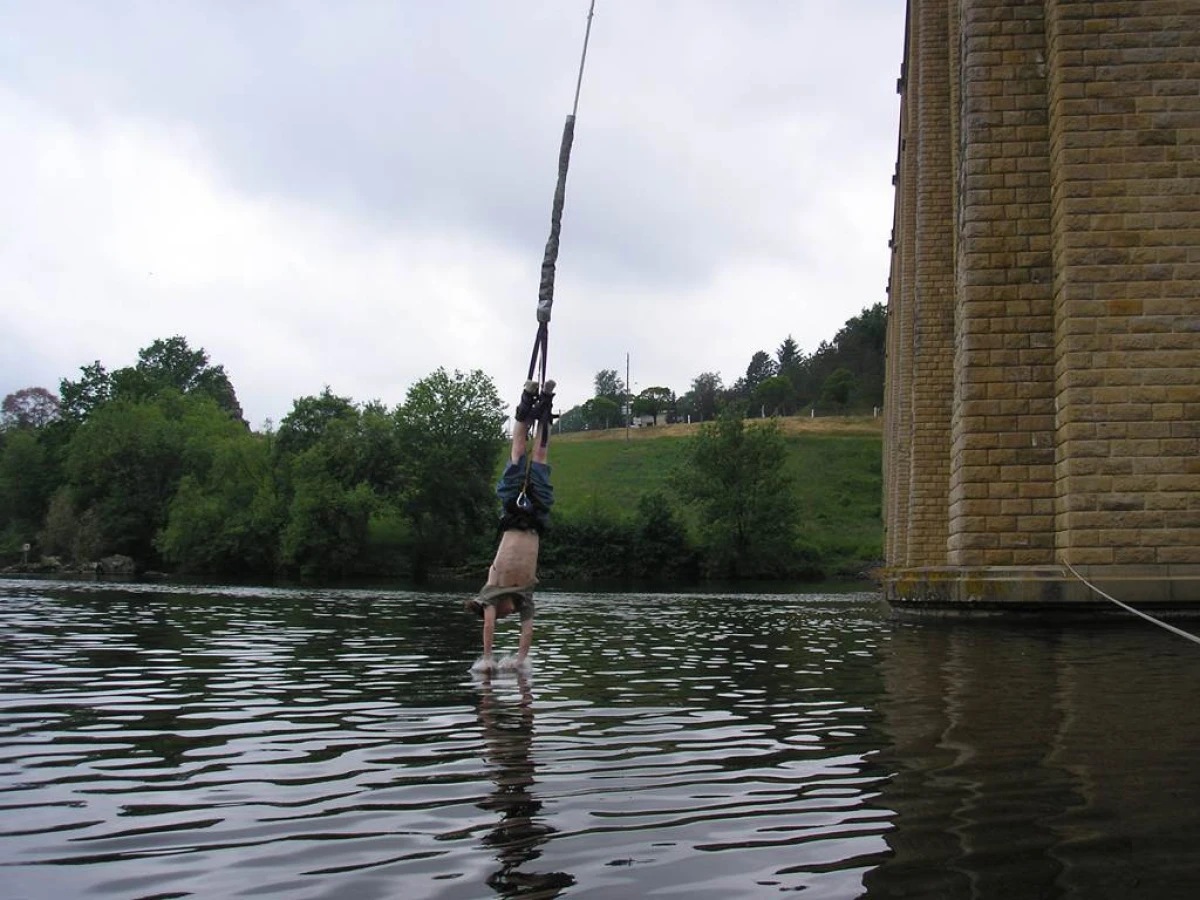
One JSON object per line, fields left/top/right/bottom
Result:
{"left": 1, "top": 579, "right": 1199, "bottom": 899}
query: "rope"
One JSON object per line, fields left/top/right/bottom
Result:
{"left": 1062, "top": 560, "right": 1200, "bottom": 646}
{"left": 523, "top": 0, "right": 594, "bottom": 458}
{"left": 535, "top": 0, "right": 596, "bottom": 330}
{"left": 572, "top": 0, "right": 597, "bottom": 118}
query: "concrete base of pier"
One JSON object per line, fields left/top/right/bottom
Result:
{"left": 882, "top": 566, "right": 1200, "bottom": 619}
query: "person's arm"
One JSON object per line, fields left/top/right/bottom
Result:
{"left": 482, "top": 604, "right": 497, "bottom": 659}
{"left": 517, "top": 616, "right": 533, "bottom": 662}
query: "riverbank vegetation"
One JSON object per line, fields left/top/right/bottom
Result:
{"left": 1, "top": 309, "right": 885, "bottom": 584}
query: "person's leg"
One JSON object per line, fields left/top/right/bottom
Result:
{"left": 531, "top": 380, "right": 555, "bottom": 465}
{"left": 511, "top": 380, "right": 538, "bottom": 465}
{"left": 511, "top": 423, "right": 528, "bottom": 466}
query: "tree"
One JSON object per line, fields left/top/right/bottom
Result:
{"left": 776, "top": 335, "right": 804, "bottom": 396}
{"left": 114, "top": 336, "right": 245, "bottom": 422}
{"left": 744, "top": 351, "right": 777, "bottom": 394}
{"left": 157, "top": 431, "right": 281, "bottom": 574}
{"left": 394, "top": 368, "right": 506, "bottom": 578}
{"left": 633, "top": 491, "right": 694, "bottom": 579}
{"left": 275, "top": 388, "right": 358, "bottom": 459}
{"left": 581, "top": 396, "right": 621, "bottom": 430}
{"left": 820, "top": 367, "right": 856, "bottom": 409}
{"left": 690, "top": 372, "right": 723, "bottom": 422}
{"left": 65, "top": 392, "right": 244, "bottom": 563}
{"left": 777, "top": 336, "right": 802, "bottom": 372}
{"left": 675, "top": 391, "right": 696, "bottom": 424}
{"left": 281, "top": 457, "right": 375, "bottom": 578}
{"left": 676, "top": 412, "right": 798, "bottom": 578}
{"left": 40, "top": 487, "right": 102, "bottom": 563}
{"left": 59, "top": 362, "right": 113, "bottom": 423}
{"left": 60, "top": 337, "right": 246, "bottom": 425}
{"left": 593, "top": 369, "right": 626, "bottom": 404}
{"left": 0, "top": 428, "right": 54, "bottom": 533}
{"left": 755, "top": 375, "right": 797, "bottom": 417}
{"left": 1, "top": 387, "right": 60, "bottom": 430}
{"left": 555, "top": 404, "right": 587, "bottom": 433}
{"left": 631, "top": 386, "right": 674, "bottom": 425}
{"left": 788, "top": 305, "right": 887, "bottom": 411}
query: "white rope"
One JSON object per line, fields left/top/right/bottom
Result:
{"left": 1062, "top": 560, "right": 1200, "bottom": 646}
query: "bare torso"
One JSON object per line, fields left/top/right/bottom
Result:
{"left": 488, "top": 529, "right": 540, "bottom": 587}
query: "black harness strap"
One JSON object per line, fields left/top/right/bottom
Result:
{"left": 526, "top": 321, "right": 549, "bottom": 386}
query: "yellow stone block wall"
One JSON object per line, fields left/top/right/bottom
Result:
{"left": 908, "top": 0, "right": 956, "bottom": 566}
{"left": 1046, "top": 0, "right": 1200, "bottom": 565}
{"left": 885, "top": 0, "right": 1200, "bottom": 569}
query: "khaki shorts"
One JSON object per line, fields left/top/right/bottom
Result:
{"left": 465, "top": 582, "right": 536, "bottom": 622}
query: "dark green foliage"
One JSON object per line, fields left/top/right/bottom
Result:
{"left": 593, "top": 369, "right": 626, "bottom": 404}
{"left": 60, "top": 337, "right": 245, "bottom": 426}
{"left": 675, "top": 413, "right": 799, "bottom": 578}
{"left": 632, "top": 387, "right": 674, "bottom": 425}
{"left": 275, "top": 388, "right": 358, "bottom": 460}
{"left": 281, "top": 466, "right": 375, "bottom": 578}
{"left": 39, "top": 487, "right": 101, "bottom": 562}
{"left": 580, "top": 396, "right": 621, "bottom": 430}
{"left": 540, "top": 515, "right": 635, "bottom": 579}
{"left": 116, "top": 337, "right": 245, "bottom": 422}
{"left": 633, "top": 491, "right": 697, "bottom": 579}
{"left": 1, "top": 308, "right": 885, "bottom": 581}
{"left": 394, "top": 368, "right": 506, "bottom": 579}
{"left": 0, "top": 428, "right": 55, "bottom": 537}
{"left": 791, "top": 304, "right": 886, "bottom": 410}
{"left": 776, "top": 336, "right": 803, "bottom": 390}
{"left": 541, "top": 490, "right": 697, "bottom": 581}
{"left": 66, "top": 392, "right": 244, "bottom": 564}
{"left": 59, "top": 362, "right": 114, "bottom": 423}
{"left": 157, "top": 433, "right": 281, "bottom": 574}
{"left": 690, "top": 372, "right": 723, "bottom": 422}
{"left": 820, "top": 367, "right": 856, "bottom": 409}
{"left": 698, "top": 304, "right": 887, "bottom": 417}
{"left": 745, "top": 350, "right": 778, "bottom": 392}
{"left": 755, "top": 375, "right": 797, "bottom": 417}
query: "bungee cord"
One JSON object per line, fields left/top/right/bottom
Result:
{"left": 526, "top": 0, "right": 596, "bottom": 449}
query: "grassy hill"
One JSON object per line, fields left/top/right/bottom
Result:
{"left": 542, "top": 415, "right": 884, "bottom": 578}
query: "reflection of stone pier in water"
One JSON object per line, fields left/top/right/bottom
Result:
{"left": 864, "top": 625, "right": 1200, "bottom": 897}
{"left": 882, "top": 0, "right": 1200, "bottom": 613}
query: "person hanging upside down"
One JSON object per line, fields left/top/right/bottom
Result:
{"left": 466, "top": 378, "right": 556, "bottom": 669}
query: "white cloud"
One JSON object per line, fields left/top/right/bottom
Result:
{"left": 0, "top": 2, "right": 905, "bottom": 422}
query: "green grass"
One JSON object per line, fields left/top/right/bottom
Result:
{"left": 784, "top": 435, "right": 883, "bottom": 571}
{"left": 548, "top": 438, "right": 692, "bottom": 519}
{"left": 531, "top": 424, "right": 884, "bottom": 576}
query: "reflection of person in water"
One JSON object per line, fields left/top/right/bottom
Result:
{"left": 476, "top": 673, "right": 574, "bottom": 897}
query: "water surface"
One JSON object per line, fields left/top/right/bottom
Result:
{"left": 1, "top": 579, "right": 1199, "bottom": 899}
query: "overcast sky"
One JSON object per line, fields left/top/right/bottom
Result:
{"left": 0, "top": 1, "right": 904, "bottom": 427}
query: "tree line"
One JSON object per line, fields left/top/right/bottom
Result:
{"left": 559, "top": 302, "right": 886, "bottom": 431}
{"left": 1, "top": 337, "right": 509, "bottom": 580}
{"left": 2, "top": 304, "right": 885, "bottom": 582}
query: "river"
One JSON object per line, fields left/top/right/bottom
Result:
{"left": 1, "top": 578, "right": 1198, "bottom": 899}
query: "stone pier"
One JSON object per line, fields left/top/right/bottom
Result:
{"left": 884, "top": 0, "right": 1200, "bottom": 614}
